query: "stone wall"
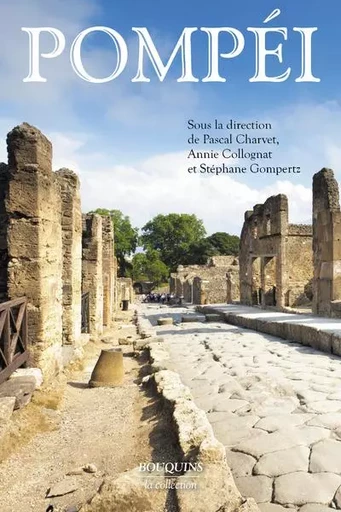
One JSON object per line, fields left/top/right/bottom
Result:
{"left": 239, "top": 195, "right": 313, "bottom": 309}
{"left": 172, "top": 260, "right": 240, "bottom": 305}
{"left": 0, "top": 123, "right": 64, "bottom": 377}
{"left": 208, "top": 255, "right": 238, "bottom": 267}
{"left": 0, "top": 123, "right": 120, "bottom": 380}
{"left": 313, "top": 168, "right": 341, "bottom": 317}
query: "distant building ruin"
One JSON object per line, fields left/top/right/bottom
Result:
{"left": 170, "top": 256, "right": 240, "bottom": 305}
{"left": 239, "top": 195, "right": 313, "bottom": 309}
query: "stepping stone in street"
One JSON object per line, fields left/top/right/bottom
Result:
{"left": 299, "top": 505, "right": 337, "bottom": 512}
{"left": 249, "top": 397, "right": 299, "bottom": 417}
{"left": 216, "top": 426, "right": 265, "bottom": 446}
{"left": 233, "top": 427, "right": 329, "bottom": 459}
{"left": 211, "top": 398, "right": 250, "bottom": 414}
{"left": 310, "top": 439, "right": 341, "bottom": 473}
{"left": 255, "top": 414, "right": 314, "bottom": 433}
{"left": 307, "top": 412, "right": 341, "bottom": 429}
{"left": 213, "top": 414, "right": 260, "bottom": 431}
{"left": 234, "top": 475, "right": 273, "bottom": 503}
{"left": 274, "top": 472, "right": 341, "bottom": 506}
{"left": 225, "top": 450, "right": 256, "bottom": 477}
{"left": 305, "top": 400, "right": 341, "bottom": 414}
{"left": 258, "top": 504, "right": 289, "bottom": 512}
{"left": 254, "top": 446, "right": 309, "bottom": 477}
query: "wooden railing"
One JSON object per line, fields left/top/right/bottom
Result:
{"left": 0, "top": 297, "right": 28, "bottom": 385}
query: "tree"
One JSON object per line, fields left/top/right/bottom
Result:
{"left": 89, "top": 208, "right": 138, "bottom": 276}
{"left": 129, "top": 250, "right": 169, "bottom": 285}
{"left": 206, "top": 232, "right": 240, "bottom": 256}
{"left": 183, "top": 238, "right": 217, "bottom": 265}
{"left": 141, "top": 213, "right": 206, "bottom": 271}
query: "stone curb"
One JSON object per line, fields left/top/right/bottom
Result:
{"left": 196, "top": 305, "right": 341, "bottom": 358}
{"left": 135, "top": 308, "right": 260, "bottom": 512}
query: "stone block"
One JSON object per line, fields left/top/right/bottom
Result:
{"left": 318, "top": 331, "right": 332, "bottom": 353}
{"left": 10, "top": 368, "right": 43, "bottom": 388}
{"left": 134, "top": 337, "right": 164, "bottom": 351}
{"left": 181, "top": 315, "right": 205, "bottom": 323}
{"left": 118, "top": 336, "right": 134, "bottom": 345}
{"left": 82, "top": 467, "right": 166, "bottom": 512}
{"left": 0, "top": 376, "right": 36, "bottom": 409}
{"left": 300, "top": 325, "right": 319, "bottom": 348}
{"left": 332, "top": 334, "right": 341, "bottom": 356}
{"left": 0, "top": 396, "right": 16, "bottom": 422}
{"left": 157, "top": 317, "right": 174, "bottom": 326}
{"left": 205, "top": 314, "right": 224, "bottom": 322}
{"left": 286, "top": 322, "right": 303, "bottom": 344}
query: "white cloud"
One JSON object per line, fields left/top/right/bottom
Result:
{"left": 47, "top": 133, "right": 314, "bottom": 235}
{"left": 0, "top": 0, "right": 340, "bottom": 238}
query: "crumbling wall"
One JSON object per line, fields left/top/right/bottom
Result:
{"left": 208, "top": 255, "right": 238, "bottom": 267}
{"left": 171, "top": 260, "right": 240, "bottom": 305}
{"left": 102, "top": 216, "right": 114, "bottom": 327}
{"left": 313, "top": 168, "right": 341, "bottom": 317}
{"left": 239, "top": 194, "right": 313, "bottom": 309}
{"left": 82, "top": 214, "right": 103, "bottom": 336}
{"left": 286, "top": 225, "right": 313, "bottom": 307}
{"left": 55, "top": 169, "right": 82, "bottom": 346}
{"left": 1, "top": 123, "right": 64, "bottom": 377}
{"left": 0, "top": 122, "right": 121, "bottom": 380}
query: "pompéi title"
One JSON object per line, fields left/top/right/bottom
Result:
{"left": 21, "top": 9, "right": 320, "bottom": 84}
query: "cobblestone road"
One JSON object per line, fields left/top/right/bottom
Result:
{"left": 143, "top": 305, "right": 341, "bottom": 512}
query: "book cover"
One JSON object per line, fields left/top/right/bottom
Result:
{"left": 0, "top": 1, "right": 340, "bottom": 511}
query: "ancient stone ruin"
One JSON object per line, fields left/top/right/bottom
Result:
{"left": 0, "top": 123, "right": 132, "bottom": 380}
{"left": 239, "top": 194, "right": 313, "bottom": 309}
{"left": 238, "top": 168, "right": 341, "bottom": 318}
{"left": 170, "top": 256, "right": 240, "bottom": 305}
{"left": 313, "top": 168, "right": 341, "bottom": 317}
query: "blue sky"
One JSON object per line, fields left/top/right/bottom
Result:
{"left": 0, "top": 0, "right": 341, "bottom": 235}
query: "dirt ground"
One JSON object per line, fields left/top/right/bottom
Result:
{"left": 0, "top": 313, "right": 175, "bottom": 512}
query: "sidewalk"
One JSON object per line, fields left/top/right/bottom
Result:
{"left": 196, "top": 304, "right": 341, "bottom": 357}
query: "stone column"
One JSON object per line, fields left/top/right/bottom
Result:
{"left": 313, "top": 168, "right": 341, "bottom": 316}
{"left": 274, "top": 195, "right": 289, "bottom": 309}
{"left": 55, "top": 169, "right": 82, "bottom": 345}
{"left": 102, "top": 215, "right": 114, "bottom": 327}
{"left": 82, "top": 214, "right": 103, "bottom": 336}
{"left": 3, "top": 123, "right": 63, "bottom": 376}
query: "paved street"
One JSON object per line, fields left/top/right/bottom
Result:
{"left": 143, "top": 305, "right": 341, "bottom": 511}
